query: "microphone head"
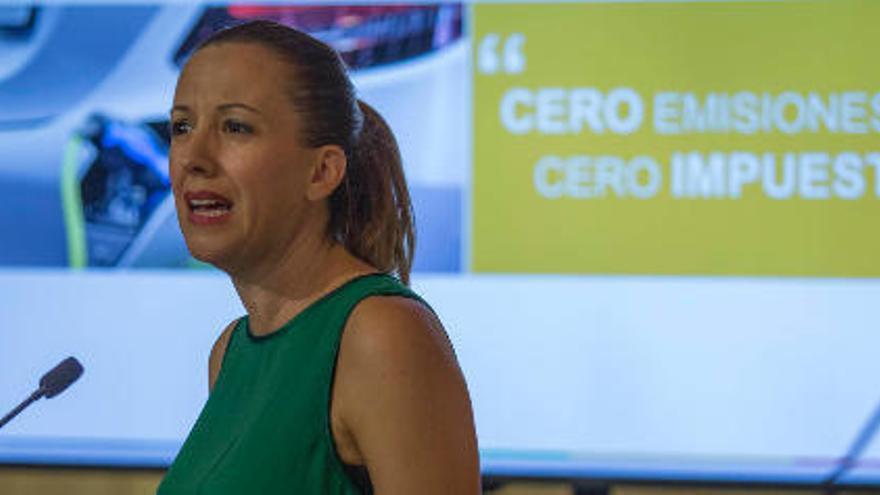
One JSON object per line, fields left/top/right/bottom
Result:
{"left": 39, "top": 357, "right": 84, "bottom": 399}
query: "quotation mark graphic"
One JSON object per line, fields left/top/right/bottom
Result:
{"left": 478, "top": 33, "right": 526, "bottom": 74}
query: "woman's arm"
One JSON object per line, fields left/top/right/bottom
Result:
{"left": 208, "top": 320, "right": 237, "bottom": 392}
{"left": 334, "top": 296, "right": 481, "bottom": 494}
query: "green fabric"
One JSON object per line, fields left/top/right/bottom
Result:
{"left": 158, "top": 273, "right": 423, "bottom": 495}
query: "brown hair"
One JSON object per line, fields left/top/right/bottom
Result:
{"left": 197, "top": 20, "right": 415, "bottom": 284}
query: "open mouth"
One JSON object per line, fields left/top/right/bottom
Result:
{"left": 184, "top": 191, "right": 234, "bottom": 221}
{"left": 189, "top": 198, "right": 232, "bottom": 216}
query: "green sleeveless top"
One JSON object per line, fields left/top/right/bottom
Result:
{"left": 157, "top": 273, "right": 423, "bottom": 495}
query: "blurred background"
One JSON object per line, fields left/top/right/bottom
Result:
{"left": 1, "top": 1, "right": 879, "bottom": 494}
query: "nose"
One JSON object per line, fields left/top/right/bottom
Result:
{"left": 171, "top": 128, "right": 219, "bottom": 178}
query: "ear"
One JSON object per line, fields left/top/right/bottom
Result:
{"left": 306, "top": 145, "right": 347, "bottom": 201}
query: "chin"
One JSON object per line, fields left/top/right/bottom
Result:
{"left": 182, "top": 235, "right": 237, "bottom": 273}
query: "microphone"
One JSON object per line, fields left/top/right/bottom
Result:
{"left": 0, "top": 357, "right": 84, "bottom": 431}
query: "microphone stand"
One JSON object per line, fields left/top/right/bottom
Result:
{"left": 822, "top": 397, "right": 880, "bottom": 494}
{"left": 0, "top": 390, "right": 44, "bottom": 431}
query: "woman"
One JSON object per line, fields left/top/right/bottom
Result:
{"left": 157, "top": 20, "right": 480, "bottom": 494}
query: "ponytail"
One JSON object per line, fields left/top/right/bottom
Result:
{"left": 330, "top": 101, "right": 415, "bottom": 285}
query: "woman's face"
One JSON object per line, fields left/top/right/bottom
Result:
{"left": 169, "top": 42, "right": 324, "bottom": 272}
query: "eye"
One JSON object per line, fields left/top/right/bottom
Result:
{"left": 170, "top": 119, "right": 192, "bottom": 136}
{"left": 223, "top": 119, "right": 253, "bottom": 134}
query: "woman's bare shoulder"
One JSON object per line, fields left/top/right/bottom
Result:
{"left": 343, "top": 295, "right": 461, "bottom": 375}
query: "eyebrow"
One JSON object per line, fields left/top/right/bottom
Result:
{"left": 169, "top": 103, "right": 262, "bottom": 115}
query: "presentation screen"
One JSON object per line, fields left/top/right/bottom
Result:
{"left": 1, "top": 1, "right": 879, "bottom": 487}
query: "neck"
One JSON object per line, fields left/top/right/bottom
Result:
{"left": 230, "top": 231, "right": 375, "bottom": 338}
